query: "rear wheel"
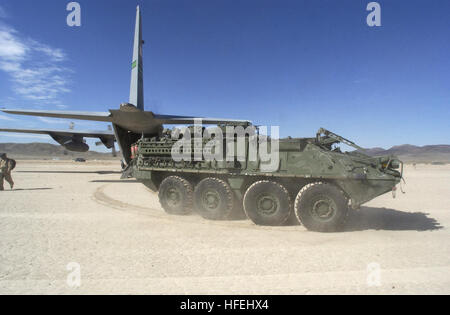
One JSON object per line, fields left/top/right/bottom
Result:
{"left": 295, "top": 182, "right": 348, "bottom": 232}
{"left": 243, "top": 181, "right": 292, "bottom": 226}
{"left": 194, "top": 178, "right": 234, "bottom": 220}
{"left": 158, "top": 176, "right": 193, "bottom": 215}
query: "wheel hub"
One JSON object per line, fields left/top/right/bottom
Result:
{"left": 311, "top": 197, "right": 336, "bottom": 220}
{"left": 166, "top": 187, "right": 181, "bottom": 207}
{"left": 257, "top": 194, "right": 279, "bottom": 215}
{"left": 203, "top": 189, "right": 221, "bottom": 210}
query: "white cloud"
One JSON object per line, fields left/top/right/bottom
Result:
{"left": 0, "top": 27, "right": 27, "bottom": 61}
{"left": 29, "top": 40, "right": 65, "bottom": 62}
{"left": 0, "top": 24, "right": 71, "bottom": 103}
{"left": 0, "top": 114, "right": 16, "bottom": 121}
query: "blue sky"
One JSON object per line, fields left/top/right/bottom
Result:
{"left": 0, "top": 0, "right": 448, "bottom": 151}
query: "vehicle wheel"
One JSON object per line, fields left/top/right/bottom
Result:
{"left": 158, "top": 176, "right": 193, "bottom": 215}
{"left": 295, "top": 182, "right": 349, "bottom": 232}
{"left": 243, "top": 181, "right": 292, "bottom": 226}
{"left": 194, "top": 178, "right": 234, "bottom": 220}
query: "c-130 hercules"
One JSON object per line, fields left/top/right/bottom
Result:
{"left": 0, "top": 6, "right": 250, "bottom": 159}
{"left": 0, "top": 7, "right": 403, "bottom": 232}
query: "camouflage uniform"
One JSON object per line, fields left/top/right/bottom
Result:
{"left": 0, "top": 154, "right": 14, "bottom": 191}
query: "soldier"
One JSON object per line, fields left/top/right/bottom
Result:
{"left": 0, "top": 153, "right": 15, "bottom": 191}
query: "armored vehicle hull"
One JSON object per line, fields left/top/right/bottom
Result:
{"left": 131, "top": 128, "right": 402, "bottom": 232}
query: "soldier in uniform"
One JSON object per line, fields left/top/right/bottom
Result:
{"left": 0, "top": 153, "right": 15, "bottom": 191}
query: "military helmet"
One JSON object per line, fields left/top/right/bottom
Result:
{"left": 0, "top": 153, "right": 6, "bottom": 159}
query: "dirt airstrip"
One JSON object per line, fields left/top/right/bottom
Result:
{"left": 0, "top": 161, "right": 449, "bottom": 294}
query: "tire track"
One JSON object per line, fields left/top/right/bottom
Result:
{"left": 92, "top": 184, "right": 301, "bottom": 232}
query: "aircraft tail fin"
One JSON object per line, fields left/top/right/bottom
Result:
{"left": 129, "top": 6, "right": 144, "bottom": 110}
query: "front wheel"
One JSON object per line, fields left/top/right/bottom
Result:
{"left": 295, "top": 182, "right": 349, "bottom": 232}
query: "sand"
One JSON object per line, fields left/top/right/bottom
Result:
{"left": 0, "top": 161, "right": 449, "bottom": 294}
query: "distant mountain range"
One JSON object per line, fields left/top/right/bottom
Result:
{"left": 0, "top": 142, "right": 449, "bottom": 163}
{"left": 0, "top": 143, "right": 118, "bottom": 160}
{"left": 360, "top": 144, "right": 450, "bottom": 163}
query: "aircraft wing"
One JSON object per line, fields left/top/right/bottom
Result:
{"left": 0, "top": 127, "right": 115, "bottom": 139}
{"left": 1, "top": 109, "right": 112, "bottom": 122}
{"left": 1, "top": 108, "right": 252, "bottom": 134}
{"left": 153, "top": 114, "right": 252, "bottom": 126}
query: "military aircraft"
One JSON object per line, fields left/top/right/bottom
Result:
{"left": 0, "top": 6, "right": 250, "bottom": 166}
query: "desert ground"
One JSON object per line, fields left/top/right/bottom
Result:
{"left": 0, "top": 160, "right": 449, "bottom": 294}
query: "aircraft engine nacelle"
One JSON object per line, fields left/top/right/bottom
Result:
{"left": 50, "top": 134, "right": 90, "bottom": 152}
{"left": 63, "top": 140, "right": 90, "bottom": 152}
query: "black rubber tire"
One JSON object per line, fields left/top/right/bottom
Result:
{"left": 194, "top": 178, "right": 234, "bottom": 220}
{"left": 158, "top": 176, "right": 193, "bottom": 215}
{"left": 243, "top": 181, "right": 292, "bottom": 226}
{"left": 295, "top": 182, "right": 349, "bottom": 232}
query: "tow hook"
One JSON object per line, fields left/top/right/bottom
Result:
{"left": 400, "top": 177, "right": 406, "bottom": 194}
{"left": 392, "top": 179, "right": 406, "bottom": 199}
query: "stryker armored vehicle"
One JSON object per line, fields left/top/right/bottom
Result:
{"left": 130, "top": 127, "right": 403, "bottom": 232}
